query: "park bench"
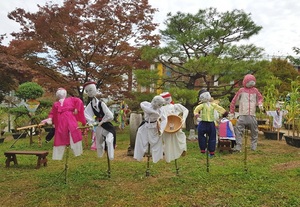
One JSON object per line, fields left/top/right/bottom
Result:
{"left": 4, "top": 150, "right": 49, "bottom": 169}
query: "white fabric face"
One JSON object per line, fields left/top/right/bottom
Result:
{"left": 56, "top": 89, "right": 67, "bottom": 99}
{"left": 199, "top": 91, "right": 211, "bottom": 103}
{"left": 164, "top": 96, "right": 172, "bottom": 104}
{"left": 151, "top": 95, "right": 165, "bottom": 109}
{"left": 160, "top": 92, "right": 172, "bottom": 104}
{"left": 246, "top": 80, "right": 256, "bottom": 88}
{"left": 85, "top": 84, "right": 97, "bottom": 97}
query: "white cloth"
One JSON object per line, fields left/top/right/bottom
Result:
{"left": 133, "top": 101, "right": 167, "bottom": 163}
{"left": 266, "top": 110, "right": 288, "bottom": 129}
{"left": 84, "top": 98, "right": 115, "bottom": 160}
{"left": 95, "top": 125, "right": 114, "bottom": 160}
{"left": 161, "top": 103, "right": 188, "bottom": 163}
{"left": 52, "top": 134, "right": 83, "bottom": 160}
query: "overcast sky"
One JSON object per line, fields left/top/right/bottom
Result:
{"left": 1, "top": 0, "right": 300, "bottom": 57}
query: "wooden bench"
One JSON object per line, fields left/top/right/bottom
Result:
{"left": 4, "top": 150, "right": 49, "bottom": 169}
{"left": 218, "top": 139, "right": 233, "bottom": 153}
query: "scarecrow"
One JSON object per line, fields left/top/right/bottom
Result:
{"left": 133, "top": 95, "right": 167, "bottom": 176}
{"left": 194, "top": 89, "right": 227, "bottom": 158}
{"left": 230, "top": 74, "right": 264, "bottom": 152}
{"left": 41, "top": 88, "right": 86, "bottom": 160}
{"left": 160, "top": 92, "right": 189, "bottom": 163}
{"left": 266, "top": 101, "right": 288, "bottom": 140}
{"left": 84, "top": 82, "right": 116, "bottom": 160}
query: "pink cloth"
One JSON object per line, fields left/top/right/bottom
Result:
{"left": 49, "top": 97, "right": 86, "bottom": 147}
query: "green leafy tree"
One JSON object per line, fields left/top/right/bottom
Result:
{"left": 287, "top": 47, "right": 300, "bottom": 66}
{"left": 138, "top": 8, "right": 265, "bottom": 129}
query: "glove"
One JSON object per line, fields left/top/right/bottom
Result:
{"left": 41, "top": 118, "right": 52, "bottom": 125}
{"left": 73, "top": 109, "right": 78, "bottom": 115}
{"left": 88, "top": 123, "right": 95, "bottom": 127}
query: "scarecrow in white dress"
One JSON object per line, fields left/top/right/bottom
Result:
{"left": 160, "top": 92, "right": 189, "bottom": 163}
{"left": 133, "top": 96, "right": 167, "bottom": 164}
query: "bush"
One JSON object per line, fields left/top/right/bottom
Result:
{"left": 15, "top": 82, "right": 44, "bottom": 100}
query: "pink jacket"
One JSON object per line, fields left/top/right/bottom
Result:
{"left": 50, "top": 97, "right": 86, "bottom": 146}
{"left": 230, "top": 75, "right": 263, "bottom": 116}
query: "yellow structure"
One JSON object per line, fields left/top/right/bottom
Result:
{"left": 156, "top": 62, "right": 164, "bottom": 95}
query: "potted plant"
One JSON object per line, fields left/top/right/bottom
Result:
{"left": 15, "top": 82, "right": 44, "bottom": 115}
{"left": 10, "top": 82, "right": 44, "bottom": 139}
{"left": 262, "top": 76, "right": 285, "bottom": 140}
{"left": 283, "top": 77, "right": 300, "bottom": 147}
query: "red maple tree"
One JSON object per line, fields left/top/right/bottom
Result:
{"left": 7, "top": 0, "right": 159, "bottom": 101}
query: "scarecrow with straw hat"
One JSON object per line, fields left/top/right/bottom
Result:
{"left": 160, "top": 92, "right": 189, "bottom": 163}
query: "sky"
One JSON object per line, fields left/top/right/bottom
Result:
{"left": 1, "top": 0, "right": 300, "bottom": 57}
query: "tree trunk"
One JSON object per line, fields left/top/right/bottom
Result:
{"left": 185, "top": 103, "right": 196, "bottom": 131}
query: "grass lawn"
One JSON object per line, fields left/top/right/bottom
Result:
{"left": 0, "top": 126, "right": 300, "bottom": 207}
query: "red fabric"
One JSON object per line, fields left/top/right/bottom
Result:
{"left": 83, "top": 81, "right": 97, "bottom": 88}
{"left": 161, "top": 92, "right": 171, "bottom": 98}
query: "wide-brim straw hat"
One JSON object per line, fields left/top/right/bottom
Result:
{"left": 164, "top": 115, "right": 182, "bottom": 133}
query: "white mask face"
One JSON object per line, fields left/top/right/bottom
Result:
{"left": 56, "top": 89, "right": 67, "bottom": 99}
{"left": 199, "top": 91, "right": 211, "bottom": 103}
{"left": 151, "top": 96, "right": 165, "bottom": 109}
{"left": 164, "top": 97, "right": 172, "bottom": 104}
{"left": 246, "top": 80, "right": 256, "bottom": 88}
{"left": 85, "top": 84, "right": 97, "bottom": 97}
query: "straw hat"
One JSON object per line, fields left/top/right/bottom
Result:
{"left": 164, "top": 115, "right": 182, "bottom": 133}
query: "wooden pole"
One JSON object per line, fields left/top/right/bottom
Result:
{"left": 146, "top": 143, "right": 151, "bottom": 177}
{"left": 16, "top": 123, "right": 45, "bottom": 131}
{"left": 244, "top": 126, "right": 248, "bottom": 172}
{"left": 206, "top": 134, "right": 209, "bottom": 173}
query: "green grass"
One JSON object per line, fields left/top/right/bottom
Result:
{"left": 1, "top": 128, "right": 300, "bottom": 207}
